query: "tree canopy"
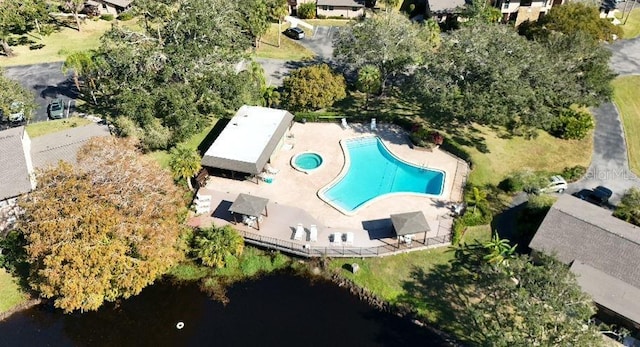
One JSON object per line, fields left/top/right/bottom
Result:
{"left": 401, "top": 239, "right": 603, "bottom": 346}
{"left": 0, "top": 70, "right": 37, "bottom": 121}
{"left": 80, "top": 0, "right": 262, "bottom": 150}
{"left": 519, "top": 2, "right": 622, "bottom": 43}
{"left": 408, "top": 23, "right": 613, "bottom": 131}
{"left": 283, "top": 64, "right": 347, "bottom": 111}
{"left": 613, "top": 187, "right": 640, "bottom": 227}
{"left": 18, "top": 137, "right": 186, "bottom": 313}
{"left": 0, "top": 0, "right": 48, "bottom": 56}
{"left": 333, "top": 12, "right": 440, "bottom": 92}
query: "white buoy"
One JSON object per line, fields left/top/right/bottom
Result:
{"left": 176, "top": 322, "right": 185, "bottom": 329}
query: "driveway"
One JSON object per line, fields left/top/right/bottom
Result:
{"left": 299, "top": 26, "right": 336, "bottom": 60}
{"left": 567, "top": 36, "right": 640, "bottom": 203}
{"left": 4, "top": 62, "right": 77, "bottom": 123}
{"left": 257, "top": 26, "right": 337, "bottom": 86}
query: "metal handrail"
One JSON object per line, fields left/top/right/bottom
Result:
{"left": 236, "top": 228, "right": 452, "bottom": 258}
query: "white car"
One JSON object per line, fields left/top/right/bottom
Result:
{"left": 8, "top": 101, "right": 25, "bottom": 122}
{"left": 541, "top": 175, "right": 568, "bottom": 193}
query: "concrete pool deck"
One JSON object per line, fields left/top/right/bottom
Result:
{"left": 189, "top": 122, "right": 469, "bottom": 256}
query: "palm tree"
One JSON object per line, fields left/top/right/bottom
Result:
{"left": 483, "top": 234, "right": 516, "bottom": 267}
{"left": 194, "top": 225, "right": 244, "bottom": 268}
{"left": 466, "top": 186, "right": 488, "bottom": 214}
{"left": 356, "top": 65, "right": 381, "bottom": 110}
{"left": 62, "top": 51, "right": 94, "bottom": 92}
{"left": 169, "top": 144, "right": 202, "bottom": 191}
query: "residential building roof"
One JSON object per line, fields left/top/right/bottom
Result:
{"left": 571, "top": 261, "right": 640, "bottom": 326}
{"left": 202, "top": 106, "right": 294, "bottom": 175}
{"left": 317, "top": 0, "right": 365, "bottom": 7}
{"left": 30, "top": 123, "right": 112, "bottom": 169}
{"left": 529, "top": 194, "right": 640, "bottom": 324}
{"left": 428, "top": 0, "right": 467, "bottom": 13}
{"left": 0, "top": 126, "right": 34, "bottom": 200}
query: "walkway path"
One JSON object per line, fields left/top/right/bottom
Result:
{"left": 568, "top": 36, "right": 640, "bottom": 203}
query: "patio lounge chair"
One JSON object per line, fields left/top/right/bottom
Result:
{"left": 294, "top": 223, "right": 305, "bottom": 240}
{"left": 370, "top": 118, "right": 377, "bottom": 131}
{"left": 341, "top": 118, "right": 351, "bottom": 130}
{"left": 331, "top": 232, "right": 342, "bottom": 246}
{"left": 345, "top": 232, "right": 354, "bottom": 246}
{"left": 309, "top": 224, "right": 318, "bottom": 242}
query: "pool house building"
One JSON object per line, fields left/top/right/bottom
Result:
{"left": 201, "top": 105, "right": 294, "bottom": 181}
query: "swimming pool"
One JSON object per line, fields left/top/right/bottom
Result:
{"left": 319, "top": 137, "right": 445, "bottom": 214}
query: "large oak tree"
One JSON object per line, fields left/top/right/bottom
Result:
{"left": 409, "top": 23, "right": 614, "bottom": 131}
{"left": 333, "top": 11, "right": 440, "bottom": 93}
{"left": 19, "top": 137, "right": 186, "bottom": 313}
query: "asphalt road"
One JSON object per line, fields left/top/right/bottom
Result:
{"left": 566, "top": 36, "right": 640, "bottom": 204}
{"left": 257, "top": 26, "right": 337, "bottom": 87}
{"left": 4, "top": 62, "right": 77, "bottom": 123}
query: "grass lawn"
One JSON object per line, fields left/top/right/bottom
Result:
{"left": 305, "top": 19, "right": 353, "bottom": 27}
{"left": 25, "top": 117, "right": 93, "bottom": 138}
{"left": 255, "top": 23, "right": 315, "bottom": 60}
{"left": 612, "top": 76, "right": 640, "bottom": 175}
{"left": 147, "top": 119, "right": 219, "bottom": 169}
{"left": 329, "top": 225, "right": 491, "bottom": 306}
{"left": 617, "top": 8, "right": 640, "bottom": 39}
{"left": 0, "top": 268, "right": 28, "bottom": 314}
{"left": 460, "top": 125, "right": 593, "bottom": 186}
{"left": 0, "top": 19, "right": 141, "bottom": 67}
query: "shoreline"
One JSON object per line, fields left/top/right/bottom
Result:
{"left": 0, "top": 298, "right": 41, "bottom": 322}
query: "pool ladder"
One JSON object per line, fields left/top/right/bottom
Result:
{"left": 378, "top": 163, "right": 398, "bottom": 192}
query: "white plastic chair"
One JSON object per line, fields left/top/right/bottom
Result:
{"left": 309, "top": 224, "right": 318, "bottom": 242}
{"left": 331, "top": 232, "right": 342, "bottom": 246}
{"left": 370, "top": 118, "right": 377, "bottom": 131}
{"left": 341, "top": 118, "right": 351, "bottom": 129}
{"left": 294, "top": 223, "right": 304, "bottom": 240}
{"left": 345, "top": 232, "right": 354, "bottom": 246}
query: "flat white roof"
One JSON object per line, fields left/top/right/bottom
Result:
{"left": 204, "top": 106, "right": 290, "bottom": 164}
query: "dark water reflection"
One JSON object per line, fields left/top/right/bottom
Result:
{"left": 0, "top": 273, "right": 449, "bottom": 347}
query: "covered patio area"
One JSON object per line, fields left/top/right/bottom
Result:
{"left": 229, "top": 193, "right": 269, "bottom": 230}
{"left": 391, "top": 211, "right": 431, "bottom": 248}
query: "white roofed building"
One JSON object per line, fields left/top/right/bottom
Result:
{"left": 201, "top": 106, "right": 295, "bottom": 177}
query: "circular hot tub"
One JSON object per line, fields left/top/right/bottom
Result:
{"left": 291, "top": 152, "right": 324, "bottom": 173}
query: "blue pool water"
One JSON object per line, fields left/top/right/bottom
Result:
{"left": 295, "top": 152, "right": 323, "bottom": 170}
{"left": 321, "top": 137, "right": 445, "bottom": 213}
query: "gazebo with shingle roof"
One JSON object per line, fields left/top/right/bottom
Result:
{"left": 228, "top": 193, "right": 269, "bottom": 230}
{"left": 390, "top": 211, "right": 430, "bottom": 248}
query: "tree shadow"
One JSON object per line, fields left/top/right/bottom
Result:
{"left": 396, "top": 263, "right": 478, "bottom": 345}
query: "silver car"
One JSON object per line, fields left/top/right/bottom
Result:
{"left": 541, "top": 175, "right": 568, "bottom": 193}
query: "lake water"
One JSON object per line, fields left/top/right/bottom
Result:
{"left": 0, "top": 273, "right": 449, "bottom": 347}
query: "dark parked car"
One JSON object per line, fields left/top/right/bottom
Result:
{"left": 574, "top": 186, "right": 613, "bottom": 206}
{"left": 48, "top": 99, "right": 64, "bottom": 119}
{"left": 284, "top": 27, "right": 305, "bottom": 40}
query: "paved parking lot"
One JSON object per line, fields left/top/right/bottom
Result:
{"left": 4, "top": 62, "right": 77, "bottom": 124}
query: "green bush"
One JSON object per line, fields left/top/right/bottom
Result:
{"left": 409, "top": 127, "right": 433, "bottom": 148}
{"left": 117, "top": 11, "right": 135, "bottom": 21}
{"left": 561, "top": 165, "right": 587, "bottom": 182}
{"left": 298, "top": 3, "right": 316, "bottom": 19}
{"left": 552, "top": 108, "right": 594, "bottom": 140}
{"left": 452, "top": 219, "right": 465, "bottom": 245}
{"left": 293, "top": 111, "right": 342, "bottom": 123}
{"left": 100, "top": 14, "right": 114, "bottom": 21}
{"left": 498, "top": 176, "right": 524, "bottom": 193}
{"left": 500, "top": 170, "right": 549, "bottom": 194}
